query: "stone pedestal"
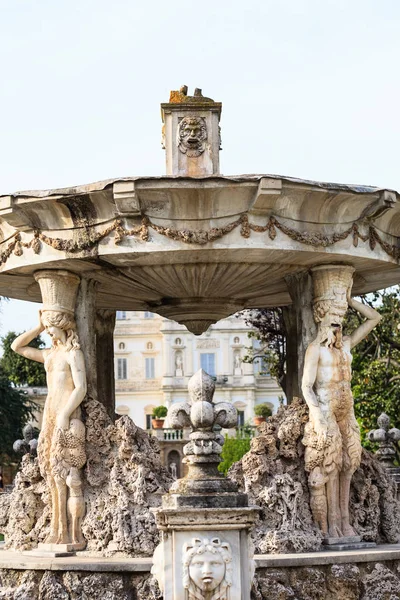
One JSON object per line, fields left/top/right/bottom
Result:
{"left": 153, "top": 505, "right": 257, "bottom": 600}
{"left": 152, "top": 369, "right": 258, "bottom": 599}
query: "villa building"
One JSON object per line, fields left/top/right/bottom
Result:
{"left": 113, "top": 311, "right": 283, "bottom": 430}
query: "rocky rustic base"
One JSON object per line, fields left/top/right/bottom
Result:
{"left": 2, "top": 546, "right": 400, "bottom": 599}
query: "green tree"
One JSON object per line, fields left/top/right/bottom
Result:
{"left": 1, "top": 331, "right": 46, "bottom": 387}
{"left": 346, "top": 289, "right": 400, "bottom": 443}
{"left": 0, "top": 369, "right": 36, "bottom": 464}
{"left": 218, "top": 436, "right": 251, "bottom": 475}
{"left": 243, "top": 287, "right": 400, "bottom": 448}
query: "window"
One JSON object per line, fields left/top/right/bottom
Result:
{"left": 147, "top": 342, "right": 153, "bottom": 350}
{"left": 145, "top": 357, "right": 155, "bottom": 379}
{"left": 234, "top": 336, "right": 240, "bottom": 344}
{"left": 175, "top": 337, "right": 182, "bottom": 345}
{"left": 117, "top": 358, "right": 127, "bottom": 380}
{"left": 146, "top": 414, "right": 152, "bottom": 430}
{"left": 118, "top": 342, "right": 125, "bottom": 350}
{"left": 254, "top": 357, "right": 270, "bottom": 376}
{"left": 200, "top": 353, "right": 216, "bottom": 376}
{"left": 144, "top": 311, "right": 154, "bottom": 319}
{"left": 237, "top": 410, "right": 245, "bottom": 427}
{"left": 116, "top": 311, "right": 126, "bottom": 320}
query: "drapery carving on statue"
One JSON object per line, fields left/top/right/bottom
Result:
{"left": 177, "top": 116, "right": 207, "bottom": 157}
{"left": 301, "top": 264, "right": 381, "bottom": 540}
{"left": 11, "top": 270, "right": 87, "bottom": 549}
{"left": 183, "top": 537, "right": 232, "bottom": 600}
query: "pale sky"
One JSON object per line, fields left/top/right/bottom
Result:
{"left": 0, "top": 0, "right": 399, "bottom": 337}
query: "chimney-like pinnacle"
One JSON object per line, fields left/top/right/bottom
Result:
{"left": 161, "top": 87, "right": 222, "bottom": 176}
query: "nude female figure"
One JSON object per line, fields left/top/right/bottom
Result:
{"left": 12, "top": 289, "right": 87, "bottom": 546}
{"left": 302, "top": 265, "right": 381, "bottom": 539}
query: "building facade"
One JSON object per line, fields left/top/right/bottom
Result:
{"left": 114, "top": 311, "right": 283, "bottom": 430}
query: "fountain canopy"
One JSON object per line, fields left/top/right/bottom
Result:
{"left": 0, "top": 87, "right": 399, "bottom": 334}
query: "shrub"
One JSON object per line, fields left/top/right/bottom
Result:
{"left": 254, "top": 403, "right": 272, "bottom": 418}
{"left": 218, "top": 436, "right": 251, "bottom": 475}
{"left": 152, "top": 405, "right": 168, "bottom": 419}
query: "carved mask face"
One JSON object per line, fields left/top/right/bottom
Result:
{"left": 189, "top": 550, "right": 225, "bottom": 591}
{"left": 178, "top": 116, "right": 207, "bottom": 157}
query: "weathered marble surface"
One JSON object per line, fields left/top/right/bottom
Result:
{"left": 228, "top": 398, "right": 400, "bottom": 554}
{"left": 0, "top": 400, "right": 172, "bottom": 556}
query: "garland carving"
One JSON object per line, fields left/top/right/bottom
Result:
{"left": 0, "top": 213, "right": 399, "bottom": 267}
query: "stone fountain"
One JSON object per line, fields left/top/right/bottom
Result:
{"left": 0, "top": 86, "right": 400, "bottom": 598}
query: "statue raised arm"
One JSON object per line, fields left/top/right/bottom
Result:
{"left": 12, "top": 271, "right": 87, "bottom": 550}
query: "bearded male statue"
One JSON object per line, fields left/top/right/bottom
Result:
{"left": 302, "top": 265, "right": 381, "bottom": 541}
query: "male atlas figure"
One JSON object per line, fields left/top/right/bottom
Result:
{"left": 302, "top": 265, "right": 381, "bottom": 539}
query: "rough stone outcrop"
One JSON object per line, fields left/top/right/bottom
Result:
{"left": 0, "top": 399, "right": 172, "bottom": 556}
{"left": 252, "top": 562, "right": 400, "bottom": 600}
{"left": 228, "top": 398, "right": 400, "bottom": 553}
{"left": 0, "top": 569, "right": 162, "bottom": 600}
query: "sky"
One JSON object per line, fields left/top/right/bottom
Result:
{"left": 0, "top": 0, "right": 399, "bottom": 336}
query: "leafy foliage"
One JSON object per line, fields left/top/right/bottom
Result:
{"left": 218, "top": 436, "right": 251, "bottom": 475}
{"left": 254, "top": 403, "right": 272, "bottom": 418}
{"left": 152, "top": 405, "right": 168, "bottom": 419}
{"left": 0, "top": 369, "right": 36, "bottom": 464}
{"left": 242, "top": 288, "right": 400, "bottom": 448}
{"left": 1, "top": 331, "right": 46, "bottom": 387}
{"left": 346, "top": 289, "right": 400, "bottom": 444}
{"left": 240, "top": 308, "right": 288, "bottom": 395}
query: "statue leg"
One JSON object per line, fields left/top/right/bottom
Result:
{"left": 326, "top": 470, "right": 343, "bottom": 538}
{"left": 45, "top": 478, "right": 59, "bottom": 543}
{"left": 338, "top": 415, "right": 362, "bottom": 536}
{"left": 55, "top": 475, "right": 69, "bottom": 544}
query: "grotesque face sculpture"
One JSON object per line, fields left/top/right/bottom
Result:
{"left": 178, "top": 116, "right": 207, "bottom": 157}
{"left": 183, "top": 537, "right": 232, "bottom": 599}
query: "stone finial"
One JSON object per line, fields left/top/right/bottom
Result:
{"left": 167, "top": 369, "right": 238, "bottom": 497}
{"left": 161, "top": 87, "right": 222, "bottom": 177}
{"left": 13, "top": 424, "right": 38, "bottom": 456}
{"left": 368, "top": 413, "right": 400, "bottom": 468}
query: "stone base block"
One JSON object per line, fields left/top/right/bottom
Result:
{"left": 323, "top": 541, "right": 377, "bottom": 552}
{"left": 323, "top": 535, "right": 361, "bottom": 546}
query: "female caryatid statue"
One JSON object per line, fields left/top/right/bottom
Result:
{"left": 12, "top": 270, "right": 87, "bottom": 549}
{"left": 302, "top": 265, "right": 381, "bottom": 540}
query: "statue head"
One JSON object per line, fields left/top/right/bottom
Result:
{"left": 41, "top": 310, "right": 80, "bottom": 351}
{"left": 177, "top": 116, "right": 207, "bottom": 157}
{"left": 183, "top": 537, "right": 232, "bottom": 598}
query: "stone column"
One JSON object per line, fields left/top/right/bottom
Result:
{"left": 283, "top": 270, "right": 317, "bottom": 401}
{"left": 75, "top": 277, "right": 98, "bottom": 401}
{"left": 96, "top": 309, "right": 116, "bottom": 421}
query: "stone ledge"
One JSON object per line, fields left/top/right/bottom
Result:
{"left": 2, "top": 544, "right": 400, "bottom": 573}
{"left": 255, "top": 543, "right": 400, "bottom": 568}
{"left": 0, "top": 549, "right": 152, "bottom": 573}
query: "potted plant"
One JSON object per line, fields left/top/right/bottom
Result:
{"left": 253, "top": 403, "right": 272, "bottom": 426}
{"left": 152, "top": 405, "right": 168, "bottom": 429}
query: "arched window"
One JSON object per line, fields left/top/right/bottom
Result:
{"left": 175, "top": 337, "right": 182, "bottom": 345}
{"left": 234, "top": 336, "right": 240, "bottom": 344}
{"left": 118, "top": 342, "right": 125, "bottom": 350}
{"left": 147, "top": 341, "right": 153, "bottom": 350}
